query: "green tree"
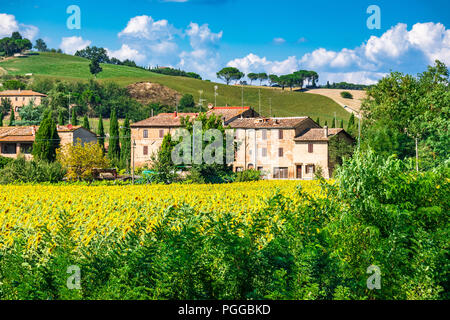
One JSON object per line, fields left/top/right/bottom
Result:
{"left": 149, "top": 133, "right": 178, "bottom": 184}
{"left": 2, "top": 80, "right": 26, "bottom": 90}
{"left": 361, "top": 60, "right": 449, "bottom": 165}
{"left": 347, "top": 113, "right": 356, "bottom": 136}
{"left": 178, "top": 94, "right": 196, "bottom": 111}
{"left": 331, "top": 118, "right": 336, "bottom": 128}
{"left": 8, "top": 106, "right": 15, "bottom": 126}
{"left": 82, "top": 115, "right": 90, "bottom": 130}
{"left": 16, "top": 101, "right": 43, "bottom": 126}
{"left": 0, "top": 113, "right": 3, "bottom": 127}
{"left": 340, "top": 119, "right": 344, "bottom": 128}
{"left": 120, "top": 116, "right": 131, "bottom": 170}
{"left": 89, "top": 58, "right": 103, "bottom": 78}
{"left": 58, "top": 110, "right": 65, "bottom": 125}
{"left": 247, "top": 73, "right": 259, "bottom": 85}
{"left": 316, "top": 117, "right": 320, "bottom": 126}
{"left": 217, "top": 67, "right": 244, "bottom": 85}
{"left": 34, "top": 38, "right": 47, "bottom": 52}
{"left": 97, "top": 115, "right": 105, "bottom": 152}
{"left": 32, "top": 113, "right": 60, "bottom": 162}
{"left": 258, "top": 73, "right": 268, "bottom": 85}
{"left": 0, "top": 98, "right": 12, "bottom": 116}
{"left": 71, "top": 108, "right": 78, "bottom": 126}
{"left": 108, "top": 109, "right": 120, "bottom": 164}
{"left": 269, "top": 74, "right": 279, "bottom": 86}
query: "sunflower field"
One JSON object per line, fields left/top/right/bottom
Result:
{"left": 0, "top": 151, "right": 448, "bottom": 300}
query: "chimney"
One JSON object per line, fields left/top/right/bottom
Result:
{"left": 324, "top": 126, "right": 328, "bottom": 138}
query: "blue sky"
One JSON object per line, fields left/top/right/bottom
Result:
{"left": 1, "top": 0, "right": 450, "bottom": 84}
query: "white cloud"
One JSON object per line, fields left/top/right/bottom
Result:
{"left": 273, "top": 37, "right": 286, "bottom": 44}
{"left": 0, "top": 13, "right": 39, "bottom": 40}
{"left": 227, "top": 53, "right": 299, "bottom": 76}
{"left": 226, "top": 22, "right": 450, "bottom": 85}
{"left": 149, "top": 41, "right": 178, "bottom": 55}
{"left": 118, "top": 15, "right": 178, "bottom": 41}
{"left": 320, "top": 71, "right": 388, "bottom": 85}
{"left": 177, "top": 23, "right": 224, "bottom": 79}
{"left": 107, "top": 44, "right": 146, "bottom": 63}
{"left": 59, "top": 36, "right": 91, "bottom": 55}
{"left": 185, "top": 22, "right": 223, "bottom": 49}
{"left": 0, "top": 13, "right": 18, "bottom": 38}
{"left": 364, "top": 23, "right": 411, "bottom": 62}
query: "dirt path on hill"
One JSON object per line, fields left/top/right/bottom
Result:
{"left": 305, "top": 89, "right": 366, "bottom": 114}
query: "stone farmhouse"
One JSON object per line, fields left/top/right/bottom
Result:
{"left": 0, "top": 124, "right": 97, "bottom": 160}
{"left": 130, "top": 106, "right": 354, "bottom": 179}
{"left": 0, "top": 89, "right": 47, "bottom": 116}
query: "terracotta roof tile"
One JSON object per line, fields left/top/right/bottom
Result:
{"left": 131, "top": 113, "right": 199, "bottom": 127}
{"left": 294, "top": 128, "right": 345, "bottom": 141}
{"left": 228, "top": 117, "right": 308, "bottom": 129}
{"left": 0, "top": 125, "right": 95, "bottom": 142}
{"left": 0, "top": 90, "right": 47, "bottom": 97}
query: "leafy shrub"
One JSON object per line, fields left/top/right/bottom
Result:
{"left": 0, "top": 155, "right": 12, "bottom": 169}
{"left": 234, "top": 169, "right": 262, "bottom": 182}
{"left": 0, "top": 157, "right": 66, "bottom": 184}
{"left": 340, "top": 91, "right": 353, "bottom": 99}
{"left": 57, "top": 140, "right": 109, "bottom": 181}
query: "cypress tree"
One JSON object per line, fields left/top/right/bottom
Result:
{"left": 324, "top": 120, "right": 328, "bottom": 127}
{"left": 98, "top": 115, "right": 105, "bottom": 152}
{"left": 108, "top": 109, "right": 120, "bottom": 163}
{"left": 120, "top": 115, "right": 131, "bottom": 170}
{"left": 316, "top": 117, "right": 320, "bottom": 126}
{"left": 71, "top": 108, "right": 78, "bottom": 126}
{"left": 8, "top": 106, "right": 15, "bottom": 126}
{"left": 32, "top": 113, "right": 60, "bottom": 162}
{"left": 58, "top": 110, "right": 65, "bottom": 125}
{"left": 82, "top": 115, "right": 90, "bottom": 130}
{"left": 0, "top": 113, "right": 3, "bottom": 127}
{"left": 340, "top": 119, "right": 344, "bottom": 128}
{"left": 331, "top": 118, "right": 336, "bottom": 128}
{"left": 347, "top": 113, "right": 355, "bottom": 135}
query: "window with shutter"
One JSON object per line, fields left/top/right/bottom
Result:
{"left": 308, "top": 143, "right": 313, "bottom": 153}
{"left": 143, "top": 146, "right": 148, "bottom": 155}
{"left": 278, "top": 148, "right": 283, "bottom": 157}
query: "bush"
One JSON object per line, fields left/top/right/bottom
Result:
{"left": 0, "top": 155, "right": 12, "bottom": 169}
{"left": 0, "top": 157, "right": 66, "bottom": 184}
{"left": 340, "top": 91, "right": 353, "bottom": 99}
{"left": 234, "top": 169, "right": 262, "bottom": 182}
{"left": 57, "top": 140, "right": 109, "bottom": 181}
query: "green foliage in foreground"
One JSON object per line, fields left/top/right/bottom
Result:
{"left": 0, "top": 157, "right": 66, "bottom": 184}
{"left": 0, "top": 151, "right": 447, "bottom": 300}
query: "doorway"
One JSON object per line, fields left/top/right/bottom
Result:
{"left": 296, "top": 165, "right": 302, "bottom": 179}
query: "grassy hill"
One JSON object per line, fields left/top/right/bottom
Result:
{"left": 0, "top": 52, "right": 351, "bottom": 125}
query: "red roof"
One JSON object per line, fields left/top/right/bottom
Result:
{"left": 0, "top": 90, "right": 47, "bottom": 97}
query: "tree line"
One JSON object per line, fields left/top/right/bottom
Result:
{"left": 0, "top": 32, "right": 32, "bottom": 57}
{"left": 216, "top": 67, "right": 319, "bottom": 90}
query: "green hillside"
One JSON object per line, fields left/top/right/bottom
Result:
{"left": 0, "top": 52, "right": 351, "bottom": 124}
